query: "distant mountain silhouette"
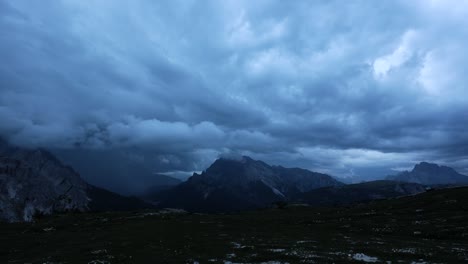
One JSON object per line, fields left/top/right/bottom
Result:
{"left": 387, "top": 162, "right": 468, "bottom": 185}
{"left": 151, "top": 156, "right": 343, "bottom": 212}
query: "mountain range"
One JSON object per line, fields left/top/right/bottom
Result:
{"left": 1, "top": 139, "right": 468, "bottom": 221}
{"left": 150, "top": 156, "right": 343, "bottom": 212}
{"left": 149, "top": 157, "right": 468, "bottom": 212}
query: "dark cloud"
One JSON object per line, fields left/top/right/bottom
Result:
{"left": 1, "top": 0, "right": 468, "bottom": 192}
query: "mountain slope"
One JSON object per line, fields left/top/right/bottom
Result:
{"left": 152, "top": 156, "right": 343, "bottom": 212}
{"left": 53, "top": 148, "right": 182, "bottom": 195}
{"left": 0, "top": 140, "right": 152, "bottom": 222}
{"left": 387, "top": 162, "right": 468, "bottom": 185}
{"left": 87, "top": 185, "right": 153, "bottom": 212}
{"left": 298, "top": 180, "right": 427, "bottom": 206}
{"left": 0, "top": 149, "right": 89, "bottom": 222}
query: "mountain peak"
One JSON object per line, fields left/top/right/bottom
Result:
{"left": 413, "top": 161, "right": 458, "bottom": 175}
{"left": 205, "top": 155, "right": 268, "bottom": 182}
{"left": 158, "top": 157, "right": 342, "bottom": 212}
{"left": 413, "top": 161, "right": 440, "bottom": 171}
{"left": 389, "top": 161, "right": 468, "bottom": 185}
{"left": 217, "top": 155, "right": 254, "bottom": 163}
{"left": 209, "top": 156, "right": 261, "bottom": 171}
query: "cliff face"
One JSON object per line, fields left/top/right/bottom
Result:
{"left": 0, "top": 148, "right": 89, "bottom": 222}
{"left": 0, "top": 138, "right": 157, "bottom": 222}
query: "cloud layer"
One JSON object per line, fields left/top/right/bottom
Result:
{"left": 1, "top": 0, "right": 468, "bottom": 185}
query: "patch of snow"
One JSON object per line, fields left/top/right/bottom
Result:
{"left": 231, "top": 242, "right": 242, "bottom": 248}
{"left": 269, "top": 248, "right": 286, "bottom": 253}
{"left": 91, "top": 249, "right": 107, "bottom": 254}
{"left": 392, "top": 248, "right": 416, "bottom": 254}
{"left": 287, "top": 250, "right": 320, "bottom": 258}
{"left": 88, "top": 260, "right": 110, "bottom": 264}
{"left": 23, "top": 203, "right": 37, "bottom": 222}
{"left": 350, "top": 253, "right": 379, "bottom": 263}
{"left": 160, "top": 208, "right": 187, "bottom": 214}
{"left": 225, "top": 262, "right": 289, "bottom": 264}
{"left": 230, "top": 242, "right": 252, "bottom": 249}
{"left": 224, "top": 261, "right": 248, "bottom": 264}
{"left": 138, "top": 209, "right": 187, "bottom": 218}
{"left": 140, "top": 212, "right": 159, "bottom": 217}
{"left": 271, "top": 187, "right": 285, "bottom": 197}
{"left": 452, "top": 247, "right": 467, "bottom": 252}
{"left": 296, "top": 240, "right": 316, "bottom": 244}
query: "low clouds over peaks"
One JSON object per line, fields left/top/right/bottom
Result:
{"left": 1, "top": 0, "right": 467, "bottom": 182}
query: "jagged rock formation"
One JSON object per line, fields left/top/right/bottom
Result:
{"left": 387, "top": 162, "right": 468, "bottom": 185}
{"left": 0, "top": 146, "right": 89, "bottom": 222}
{"left": 152, "top": 156, "right": 343, "bottom": 212}
{"left": 0, "top": 140, "right": 152, "bottom": 222}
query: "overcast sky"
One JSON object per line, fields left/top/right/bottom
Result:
{"left": 1, "top": 0, "right": 468, "bottom": 190}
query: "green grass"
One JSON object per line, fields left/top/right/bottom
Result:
{"left": 2, "top": 187, "right": 468, "bottom": 263}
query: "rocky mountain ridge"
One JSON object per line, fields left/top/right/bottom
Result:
{"left": 0, "top": 140, "right": 151, "bottom": 222}
{"left": 151, "top": 156, "right": 343, "bottom": 211}
{"left": 0, "top": 148, "right": 89, "bottom": 222}
{"left": 2, "top": 137, "right": 467, "bottom": 220}
{"left": 387, "top": 162, "right": 468, "bottom": 185}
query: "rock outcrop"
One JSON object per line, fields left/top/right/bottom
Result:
{"left": 0, "top": 147, "right": 89, "bottom": 222}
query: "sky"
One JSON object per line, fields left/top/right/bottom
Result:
{"left": 1, "top": 0, "right": 468, "bottom": 193}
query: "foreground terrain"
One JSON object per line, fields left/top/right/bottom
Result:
{"left": 2, "top": 187, "right": 468, "bottom": 263}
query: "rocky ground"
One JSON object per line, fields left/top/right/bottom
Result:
{"left": 2, "top": 187, "right": 468, "bottom": 263}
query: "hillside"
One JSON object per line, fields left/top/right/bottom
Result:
{"left": 2, "top": 186, "right": 467, "bottom": 263}
{"left": 298, "top": 180, "right": 427, "bottom": 206}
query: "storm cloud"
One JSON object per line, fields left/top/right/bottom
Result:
{"left": 1, "top": 0, "right": 468, "bottom": 191}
